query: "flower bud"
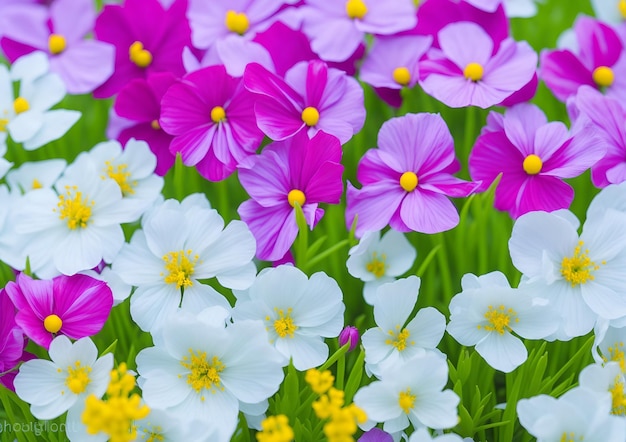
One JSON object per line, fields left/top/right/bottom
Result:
{"left": 339, "top": 325, "right": 359, "bottom": 352}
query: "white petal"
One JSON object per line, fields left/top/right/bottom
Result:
{"left": 475, "top": 333, "right": 527, "bottom": 373}
{"left": 23, "top": 110, "right": 81, "bottom": 150}
{"left": 372, "top": 276, "right": 420, "bottom": 331}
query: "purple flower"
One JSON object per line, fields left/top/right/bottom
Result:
{"left": 113, "top": 72, "right": 177, "bottom": 176}
{"left": 339, "top": 325, "right": 360, "bottom": 352}
{"left": 0, "top": 288, "right": 29, "bottom": 391}
{"left": 0, "top": 0, "right": 115, "bottom": 94}
{"left": 346, "top": 113, "right": 479, "bottom": 236}
{"left": 358, "top": 428, "right": 394, "bottom": 442}
{"left": 238, "top": 130, "right": 344, "bottom": 261}
{"left": 160, "top": 65, "right": 264, "bottom": 182}
{"left": 93, "top": 0, "right": 190, "bottom": 98}
{"left": 540, "top": 15, "right": 626, "bottom": 102}
{"left": 469, "top": 102, "right": 605, "bottom": 218}
{"left": 5, "top": 273, "right": 113, "bottom": 350}
{"left": 244, "top": 60, "right": 365, "bottom": 144}
{"left": 419, "top": 21, "right": 537, "bottom": 108}
{"left": 571, "top": 85, "right": 626, "bottom": 187}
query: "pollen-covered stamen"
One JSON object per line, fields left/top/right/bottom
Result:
{"left": 606, "top": 341, "right": 626, "bottom": 372}
{"left": 104, "top": 161, "right": 136, "bottom": 196}
{"left": 523, "top": 154, "right": 543, "bottom": 175}
{"left": 151, "top": 119, "right": 161, "bottom": 130}
{"left": 610, "top": 375, "right": 626, "bottom": 415}
{"left": 55, "top": 185, "right": 94, "bottom": 230}
{"left": 180, "top": 349, "right": 225, "bottom": 395}
{"left": 463, "top": 62, "right": 484, "bottom": 81}
{"left": 48, "top": 34, "right": 67, "bottom": 55}
{"left": 593, "top": 65, "right": 615, "bottom": 88}
{"left": 479, "top": 305, "right": 518, "bottom": 335}
{"left": 392, "top": 67, "right": 411, "bottom": 86}
{"left": 13, "top": 97, "right": 30, "bottom": 114}
{"left": 346, "top": 0, "right": 368, "bottom": 19}
{"left": 161, "top": 250, "right": 199, "bottom": 289}
{"left": 301, "top": 106, "right": 320, "bottom": 126}
{"left": 211, "top": 106, "right": 226, "bottom": 124}
{"left": 44, "top": 314, "right": 63, "bottom": 333}
{"left": 400, "top": 171, "right": 418, "bottom": 192}
{"left": 366, "top": 251, "right": 386, "bottom": 278}
{"left": 129, "top": 41, "right": 152, "bottom": 68}
{"left": 398, "top": 388, "right": 416, "bottom": 414}
{"left": 561, "top": 240, "right": 603, "bottom": 287}
{"left": 385, "top": 324, "right": 414, "bottom": 351}
{"left": 66, "top": 361, "right": 92, "bottom": 394}
{"left": 273, "top": 308, "right": 297, "bottom": 338}
{"left": 287, "top": 189, "right": 306, "bottom": 207}
{"left": 225, "top": 10, "right": 250, "bottom": 35}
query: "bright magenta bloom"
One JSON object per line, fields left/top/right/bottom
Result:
{"left": 0, "top": 289, "right": 29, "bottom": 391}
{"left": 346, "top": 113, "right": 479, "bottom": 236}
{"left": 5, "top": 273, "right": 113, "bottom": 350}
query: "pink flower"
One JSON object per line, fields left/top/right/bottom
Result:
{"left": 0, "top": 289, "right": 30, "bottom": 391}
{"left": 5, "top": 273, "right": 113, "bottom": 350}
{"left": 346, "top": 113, "right": 479, "bottom": 236}
{"left": 238, "top": 130, "right": 344, "bottom": 261}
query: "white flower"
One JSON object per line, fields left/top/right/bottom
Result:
{"left": 135, "top": 308, "right": 284, "bottom": 441}
{"left": 579, "top": 361, "right": 626, "bottom": 416}
{"left": 503, "top": 0, "right": 541, "bottom": 18}
{"left": 593, "top": 321, "right": 626, "bottom": 371}
{"left": 112, "top": 194, "right": 257, "bottom": 332}
{"left": 446, "top": 271, "right": 557, "bottom": 372}
{"left": 361, "top": 276, "right": 446, "bottom": 376}
{"left": 13, "top": 336, "right": 113, "bottom": 420}
{"left": 509, "top": 209, "right": 626, "bottom": 339}
{"left": 232, "top": 265, "right": 345, "bottom": 370}
{"left": 346, "top": 229, "right": 416, "bottom": 304}
{"left": 591, "top": 0, "right": 626, "bottom": 25}
{"left": 5, "top": 158, "right": 66, "bottom": 194}
{"left": 408, "top": 428, "right": 464, "bottom": 442}
{"left": 1, "top": 51, "right": 80, "bottom": 151}
{"left": 517, "top": 387, "right": 625, "bottom": 441}
{"left": 134, "top": 409, "right": 218, "bottom": 442}
{"left": 354, "top": 352, "right": 460, "bottom": 434}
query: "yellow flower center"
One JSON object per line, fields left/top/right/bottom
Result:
{"left": 610, "top": 375, "right": 626, "bottom": 415}
{"left": 400, "top": 171, "right": 418, "bottom": 192}
{"left": 479, "top": 305, "right": 518, "bottom": 335}
{"left": 523, "top": 154, "right": 543, "bottom": 175}
{"left": 32, "top": 179, "right": 43, "bottom": 189}
{"left": 366, "top": 251, "right": 386, "bottom": 278}
{"left": 129, "top": 41, "right": 153, "bottom": 68}
{"left": 301, "top": 106, "right": 320, "bottom": 126}
{"left": 392, "top": 67, "right": 411, "bottom": 86}
{"left": 104, "top": 161, "right": 136, "bottom": 196}
{"left": 162, "top": 250, "right": 199, "bottom": 289}
{"left": 225, "top": 10, "right": 250, "bottom": 35}
{"left": 287, "top": 189, "right": 306, "bottom": 207}
{"left": 48, "top": 34, "right": 67, "bottom": 55}
{"left": 463, "top": 62, "right": 484, "bottom": 81}
{"left": 398, "top": 389, "right": 416, "bottom": 414}
{"left": 55, "top": 185, "right": 94, "bottom": 230}
{"left": 385, "top": 325, "right": 414, "bottom": 351}
{"left": 141, "top": 430, "right": 165, "bottom": 442}
{"left": 180, "top": 350, "right": 225, "bottom": 396}
{"left": 273, "top": 308, "right": 297, "bottom": 338}
{"left": 13, "top": 97, "right": 30, "bottom": 114}
{"left": 593, "top": 65, "right": 615, "bottom": 88}
{"left": 559, "top": 432, "right": 583, "bottom": 442}
{"left": 606, "top": 342, "right": 626, "bottom": 373}
{"left": 561, "top": 240, "right": 603, "bottom": 287}
{"left": 346, "top": 0, "right": 368, "bottom": 19}
{"left": 44, "top": 314, "right": 63, "bottom": 333}
{"left": 151, "top": 119, "right": 161, "bottom": 130}
{"left": 619, "top": 0, "right": 626, "bottom": 19}
{"left": 210, "top": 105, "right": 226, "bottom": 124}
{"left": 0, "top": 118, "right": 8, "bottom": 132}
{"left": 66, "top": 361, "right": 92, "bottom": 394}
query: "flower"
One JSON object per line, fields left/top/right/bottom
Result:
{"left": 407, "top": 428, "right": 464, "bottom": 442}
{"left": 237, "top": 130, "right": 344, "bottom": 261}
{"left": 243, "top": 60, "right": 365, "bottom": 144}
{"left": 346, "top": 229, "right": 417, "bottom": 304}
{"left": 418, "top": 21, "right": 537, "bottom": 108}
{"left": 339, "top": 325, "right": 360, "bottom": 352}
{"left": 256, "top": 414, "right": 295, "bottom": 442}
{"left": 232, "top": 265, "right": 345, "bottom": 370}
{"left": 469, "top": 102, "right": 605, "bottom": 219}
{"left": 346, "top": 113, "right": 479, "bottom": 237}
{"left": 13, "top": 336, "right": 113, "bottom": 420}
{"left": 446, "top": 271, "right": 557, "bottom": 372}
{"left": 5, "top": 158, "right": 66, "bottom": 194}
{"left": 353, "top": 352, "right": 460, "bottom": 433}
{"left": 578, "top": 361, "right": 626, "bottom": 416}
{"left": 0, "top": 0, "right": 115, "bottom": 94}
{"left": 135, "top": 307, "right": 284, "bottom": 440}
{"left": 361, "top": 276, "right": 446, "bottom": 376}
{"left": 160, "top": 64, "right": 264, "bottom": 181}
{"left": 112, "top": 193, "right": 256, "bottom": 332}
{"left": 592, "top": 321, "right": 626, "bottom": 372}
{"left": 0, "top": 288, "right": 28, "bottom": 391}
{"left": 358, "top": 428, "right": 394, "bottom": 442}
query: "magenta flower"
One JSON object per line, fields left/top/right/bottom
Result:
{"left": 113, "top": 72, "right": 177, "bottom": 176}
{"left": 0, "top": 0, "right": 114, "bottom": 94}
{"left": 540, "top": 15, "right": 626, "bottom": 102}
{"left": 571, "top": 85, "right": 626, "bottom": 187}
{"left": 93, "top": 0, "right": 190, "bottom": 98}
{"left": 300, "top": 0, "right": 417, "bottom": 62}
{"left": 339, "top": 325, "right": 360, "bottom": 352}
{"left": 469, "top": 102, "right": 605, "bottom": 218}
{"left": 238, "top": 130, "right": 344, "bottom": 261}
{"left": 160, "top": 65, "right": 263, "bottom": 181}
{"left": 5, "top": 273, "right": 113, "bottom": 350}
{"left": 418, "top": 21, "right": 537, "bottom": 108}
{"left": 0, "top": 289, "right": 29, "bottom": 391}
{"left": 244, "top": 60, "right": 365, "bottom": 144}
{"left": 346, "top": 113, "right": 479, "bottom": 236}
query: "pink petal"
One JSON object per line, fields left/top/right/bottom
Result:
{"left": 400, "top": 190, "right": 460, "bottom": 233}
{"left": 346, "top": 182, "right": 406, "bottom": 236}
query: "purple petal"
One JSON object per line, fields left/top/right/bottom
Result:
{"left": 170, "top": 125, "right": 216, "bottom": 166}
{"left": 513, "top": 175, "right": 574, "bottom": 218}
{"left": 49, "top": 41, "right": 114, "bottom": 94}
{"left": 532, "top": 121, "right": 570, "bottom": 161}
{"left": 438, "top": 21, "right": 494, "bottom": 69}
{"left": 483, "top": 40, "right": 538, "bottom": 95}
{"left": 50, "top": 0, "right": 95, "bottom": 44}
{"left": 195, "top": 145, "right": 237, "bottom": 181}
{"left": 357, "top": 149, "right": 400, "bottom": 185}
{"left": 575, "top": 15, "right": 622, "bottom": 69}
{"left": 539, "top": 49, "right": 594, "bottom": 101}
{"left": 115, "top": 78, "right": 161, "bottom": 122}
{"left": 400, "top": 190, "right": 460, "bottom": 233}
{"left": 345, "top": 182, "right": 406, "bottom": 236}
{"left": 502, "top": 103, "right": 547, "bottom": 155}
{"left": 302, "top": 8, "right": 363, "bottom": 62}
{"left": 0, "top": 5, "right": 48, "bottom": 53}
{"left": 469, "top": 130, "right": 525, "bottom": 192}
{"left": 239, "top": 149, "right": 290, "bottom": 206}
{"left": 421, "top": 174, "right": 480, "bottom": 198}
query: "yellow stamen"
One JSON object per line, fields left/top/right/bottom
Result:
{"left": 161, "top": 250, "right": 199, "bottom": 289}
{"left": 32, "top": 179, "right": 43, "bottom": 189}
{"left": 210, "top": 106, "right": 226, "bottom": 124}
{"left": 287, "top": 189, "right": 306, "bottom": 207}
{"left": 129, "top": 41, "right": 152, "bottom": 68}
{"left": 13, "top": 97, "right": 30, "bottom": 114}
{"left": 366, "top": 251, "right": 386, "bottom": 278}
{"left": 66, "top": 361, "right": 91, "bottom": 394}
{"left": 561, "top": 240, "right": 601, "bottom": 287}
{"left": 523, "top": 154, "right": 543, "bottom": 175}
{"left": 48, "top": 34, "right": 67, "bottom": 55}
{"left": 180, "top": 350, "right": 225, "bottom": 395}
{"left": 273, "top": 308, "right": 297, "bottom": 338}
{"left": 225, "top": 10, "right": 250, "bottom": 35}
{"left": 44, "top": 314, "right": 63, "bottom": 333}
{"left": 346, "top": 0, "right": 368, "bottom": 19}
{"left": 301, "top": 106, "right": 320, "bottom": 126}
{"left": 385, "top": 325, "right": 414, "bottom": 351}
{"left": 0, "top": 118, "right": 8, "bottom": 132}
{"left": 55, "top": 185, "right": 94, "bottom": 230}
{"left": 479, "top": 305, "right": 518, "bottom": 335}
{"left": 593, "top": 65, "right": 614, "bottom": 88}
{"left": 400, "top": 171, "right": 418, "bottom": 192}
{"left": 619, "top": 0, "right": 626, "bottom": 19}
{"left": 463, "top": 62, "right": 484, "bottom": 81}
{"left": 398, "top": 389, "right": 416, "bottom": 414}
{"left": 610, "top": 375, "right": 626, "bottom": 415}
{"left": 104, "top": 161, "right": 136, "bottom": 196}
{"left": 151, "top": 119, "right": 161, "bottom": 130}
{"left": 392, "top": 67, "right": 411, "bottom": 86}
